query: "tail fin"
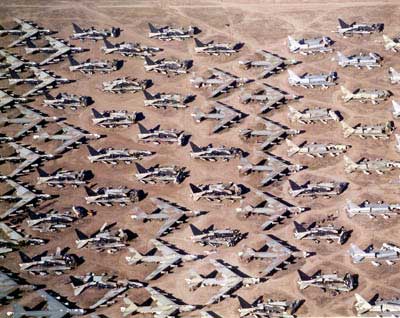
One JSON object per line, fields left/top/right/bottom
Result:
{"left": 349, "top": 243, "right": 365, "bottom": 260}
{"left": 286, "top": 139, "right": 300, "bottom": 157}
{"left": 343, "top": 155, "right": 357, "bottom": 173}
{"left": 338, "top": 18, "right": 350, "bottom": 29}
{"left": 293, "top": 221, "right": 307, "bottom": 233}
{"left": 103, "top": 38, "right": 114, "bottom": 49}
{"left": 125, "top": 247, "right": 143, "bottom": 265}
{"left": 138, "top": 123, "right": 149, "bottom": 134}
{"left": 287, "top": 105, "right": 299, "bottom": 115}
{"left": 191, "top": 108, "right": 204, "bottom": 122}
{"left": 84, "top": 186, "right": 97, "bottom": 196}
{"left": 190, "top": 224, "right": 203, "bottom": 236}
{"left": 36, "top": 167, "right": 48, "bottom": 177}
{"left": 135, "top": 163, "right": 147, "bottom": 174}
{"left": 91, "top": 108, "right": 102, "bottom": 118}
{"left": 25, "top": 39, "right": 36, "bottom": 48}
{"left": 186, "top": 269, "right": 204, "bottom": 290}
{"left": 341, "top": 121, "right": 355, "bottom": 138}
{"left": 68, "top": 55, "right": 79, "bottom": 66}
{"left": 288, "top": 179, "right": 301, "bottom": 191}
{"left": 9, "top": 69, "right": 19, "bottom": 79}
{"left": 189, "top": 183, "right": 201, "bottom": 194}
{"left": 288, "top": 70, "right": 300, "bottom": 81}
{"left": 345, "top": 199, "right": 359, "bottom": 217}
{"left": 143, "top": 90, "right": 153, "bottom": 100}
{"left": 148, "top": 23, "right": 158, "bottom": 33}
{"left": 383, "top": 34, "right": 395, "bottom": 50}
{"left": 194, "top": 38, "right": 205, "bottom": 47}
{"left": 144, "top": 56, "right": 155, "bottom": 65}
{"left": 19, "top": 251, "right": 31, "bottom": 263}
{"left": 121, "top": 297, "right": 138, "bottom": 317}
{"left": 75, "top": 229, "right": 88, "bottom": 240}
{"left": 87, "top": 145, "right": 99, "bottom": 156}
{"left": 287, "top": 36, "right": 299, "bottom": 50}
{"left": 297, "top": 269, "right": 311, "bottom": 281}
{"left": 337, "top": 51, "right": 346, "bottom": 62}
{"left": 43, "top": 91, "right": 53, "bottom": 100}
{"left": 340, "top": 86, "right": 353, "bottom": 101}
{"left": 354, "top": 294, "right": 372, "bottom": 314}
{"left": 189, "top": 142, "right": 201, "bottom": 152}
{"left": 238, "top": 296, "right": 251, "bottom": 309}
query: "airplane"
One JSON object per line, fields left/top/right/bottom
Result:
{"left": 134, "top": 163, "right": 187, "bottom": 184}
{"left": 297, "top": 270, "right": 356, "bottom": 293}
{"left": 137, "top": 123, "right": 186, "bottom": 145}
{"left": 335, "top": 18, "right": 383, "bottom": 37}
{"left": 239, "top": 85, "right": 299, "bottom": 114}
{"left": 336, "top": 51, "right": 382, "bottom": 69}
{"left": 345, "top": 199, "right": 400, "bottom": 218}
{"left": 389, "top": 67, "right": 400, "bottom": 84}
{"left": 294, "top": 221, "right": 350, "bottom": 244}
{"left": 341, "top": 85, "right": 391, "bottom": 104}
{"left": 238, "top": 154, "right": 303, "bottom": 186}
{"left": 354, "top": 293, "right": 400, "bottom": 315}
{"left": 239, "top": 117, "right": 301, "bottom": 150}
{"left": 190, "top": 224, "right": 244, "bottom": 247}
{"left": 70, "top": 23, "right": 120, "bottom": 41}
{"left": 344, "top": 155, "right": 400, "bottom": 174}
{"left": 383, "top": 34, "right": 400, "bottom": 52}
{"left": 190, "top": 142, "right": 243, "bottom": 161}
{"left": 102, "top": 77, "right": 149, "bottom": 94}
{"left": 126, "top": 239, "right": 201, "bottom": 280}
{"left": 191, "top": 102, "right": 245, "bottom": 133}
{"left": 190, "top": 182, "right": 245, "bottom": 202}
{"left": 0, "top": 178, "right": 53, "bottom": 220}
{"left": 84, "top": 186, "right": 141, "bottom": 206}
{"left": 33, "top": 122, "right": 101, "bottom": 154}
{"left": 288, "top": 70, "right": 337, "bottom": 88}
{"left": 87, "top": 146, "right": 154, "bottom": 164}
{"left": 26, "top": 36, "right": 88, "bottom": 65}
{"left": 42, "top": 92, "right": 92, "bottom": 110}
{"left": 0, "top": 142, "right": 54, "bottom": 178}
{"left": 288, "top": 106, "right": 340, "bottom": 124}
{"left": 0, "top": 49, "right": 37, "bottom": 74}
{"left": 144, "top": 56, "right": 191, "bottom": 75}
{"left": 19, "top": 247, "right": 78, "bottom": 275}
{"left": 341, "top": 120, "right": 394, "bottom": 139}
{"left": 143, "top": 90, "right": 193, "bottom": 109}
{"left": 101, "top": 38, "right": 161, "bottom": 57}
{"left": 91, "top": 109, "right": 139, "bottom": 128}
{"left": 0, "top": 90, "right": 29, "bottom": 111}
{"left": 194, "top": 38, "right": 241, "bottom": 55}
{"left": 349, "top": 243, "right": 400, "bottom": 266}
{"left": 286, "top": 139, "right": 350, "bottom": 158}
{"left": 148, "top": 23, "right": 196, "bottom": 41}
{"left": 236, "top": 190, "right": 305, "bottom": 230}
{"left": 239, "top": 50, "right": 298, "bottom": 79}
{"left": 68, "top": 56, "right": 120, "bottom": 74}
{"left": 287, "top": 35, "right": 333, "bottom": 55}
{"left": 75, "top": 222, "right": 131, "bottom": 253}
{"left": 0, "top": 105, "right": 59, "bottom": 138}
{"left": 36, "top": 168, "right": 88, "bottom": 187}
{"left": 0, "top": 267, "right": 36, "bottom": 303}
{"left": 131, "top": 197, "right": 203, "bottom": 237}
{"left": 238, "top": 234, "right": 310, "bottom": 276}
{"left": 288, "top": 179, "right": 347, "bottom": 198}
{"left": 8, "top": 289, "right": 85, "bottom": 317}
{"left": 185, "top": 259, "right": 261, "bottom": 305}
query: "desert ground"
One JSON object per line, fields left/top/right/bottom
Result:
{"left": 1, "top": 0, "right": 400, "bottom": 317}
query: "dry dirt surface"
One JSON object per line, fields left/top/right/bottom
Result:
{"left": 1, "top": 0, "right": 400, "bottom": 317}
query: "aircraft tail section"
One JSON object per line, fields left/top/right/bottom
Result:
{"left": 293, "top": 221, "right": 307, "bottom": 234}
{"left": 338, "top": 18, "right": 350, "bottom": 29}
{"left": 148, "top": 23, "right": 159, "bottom": 33}
{"left": 144, "top": 56, "right": 155, "bottom": 65}
{"left": 86, "top": 145, "right": 99, "bottom": 157}
{"left": 125, "top": 247, "right": 143, "bottom": 265}
{"left": 186, "top": 269, "right": 204, "bottom": 290}
{"left": 288, "top": 70, "right": 301, "bottom": 82}
{"left": 349, "top": 243, "right": 365, "bottom": 263}
{"left": 238, "top": 296, "right": 252, "bottom": 309}
{"left": 75, "top": 229, "right": 89, "bottom": 248}
{"left": 18, "top": 251, "right": 32, "bottom": 263}
{"left": 121, "top": 297, "right": 138, "bottom": 317}
{"left": 341, "top": 121, "right": 355, "bottom": 138}
{"left": 137, "top": 123, "right": 149, "bottom": 134}
{"left": 67, "top": 55, "right": 79, "bottom": 66}
{"left": 286, "top": 139, "right": 300, "bottom": 157}
{"left": 343, "top": 155, "right": 357, "bottom": 173}
{"left": 194, "top": 38, "right": 205, "bottom": 47}
{"left": 143, "top": 90, "right": 154, "bottom": 100}
{"left": 297, "top": 269, "right": 311, "bottom": 282}
{"left": 287, "top": 36, "right": 300, "bottom": 51}
{"left": 191, "top": 108, "right": 204, "bottom": 122}
{"left": 189, "top": 183, "right": 202, "bottom": 194}
{"left": 189, "top": 224, "right": 203, "bottom": 236}
{"left": 288, "top": 179, "right": 301, "bottom": 191}
{"left": 340, "top": 86, "right": 353, "bottom": 102}
{"left": 354, "top": 293, "right": 372, "bottom": 314}
{"left": 135, "top": 162, "right": 147, "bottom": 174}
{"left": 189, "top": 142, "right": 201, "bottom": 152}
{"left": 103, "top": 38, "right": 114, "bottom": 49}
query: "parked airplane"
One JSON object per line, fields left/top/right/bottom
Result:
{"left": 144, "top": 56, "right": 191, "bottom": 75}
{"left": 341, "top": 86, "right": 391, "bottom": 104}
{"left": 43, "top": 92, "right": 92, "bottom": 110}
{"left": 289, "top": 179, "right": 347, "bottom": 198}
{"left": 383, "top": 34, "right": 400, "bottom": 52}
{"left": 143, "top": 90, "right": 193, "bottom": 109}
{"left": 0, "top": 268, "right": 35, "bottom": 303}
{"left": 102, "top": 77, "right": 149, "bottom": 94}
{"left": 354, "top": 293, "right": 400, "bottom": 315}
{"left": 345, "top": 199, "right": 400, "bottom": 218}
{"left": 84, "top": 186, "right": 141, "bottom": 206}
{"left": 190, "top": 142, "right": 242, "bottom": 161}
{"left": 190, "top": 182, "right": 245, "bottom": 202}
{"left": 389, "top": 67, "right": 400, "bottom": 84}
{"left": 70, "top": 23, "right": 120, "bottom": 41}
{"left": 135, "top": 163, "right": 187, "bottom": 184}
{"left": 336, "top": 51, "right": 382, "bottom": 69}
{"left": 68, "top": 56, "right": 120, "bottom": 74}
{"left": 194, "top": 38, "right": 241, "bottom": 55}
{"left": 87, "top": 146, "right": 154, "bottom": 164}
{"left": 287, "top": 36, "right": 333, "bottom": 55}
{"left": 344, "top": 155, "right": 400, "bottom": 174}
{"left": 286, "top": 139, "right": 350, "bottom": 158}
{"left": 341, "top": 120, "right": 394, "bottom": 139}
{"left": 335, "top": 18, "right": 383, "bottom": 37}
{"left": 297, "top": 270, "right": 356, "bottom": 293}
{"left": 0, "top": 90, "right": 29, "bottom": 111}
{"left": 238, "top": 295, "right": 301, "bottom": 318}
{"left": 349, "top": 243, "right": 400, "bottom": 266}
{"left": 288, "top": 106, "right": 340, "bottom": 124}
{"left": 36, "top": 168, "right": 88, "bottom": 187}
{"left": 288, "top": 70, "right": 337, "bottom": 88}
{"left": 294, "top": 221, "right": 350, "bottom": 244}
{"left": 148, "top": 23, "right": 196, "bottom": 41}
{"left": 137, "top": 123, "right": 186, "bottom": 145}
{"left": 91, "top": 109, "right": 139, "bottom": 128}
{"left": 101, "top": 38, "right": 161, "bottom": 57}
{"left": 190, "top": 224, "right": 244, "bottom": 247}
{"left": 0, "top": 49, "right": 36, "bottom": 74}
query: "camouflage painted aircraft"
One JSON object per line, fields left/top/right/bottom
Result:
{"left": 137, "top": 123, "right": 186, "bottom": 145}
{"left": 287, "top": 36, "right": 333, "bottom": 55}
{"left": 91, "top": 109, "right": 139, "bottom": 128}
{"left": 143, "top": 90, "right": 193, "bottom": 109}
{"left": 344, "top": 155, "right": 400, "bottom": 174}
{"left": 335, "top": 18, "right": 383, "bottom": 37}
{"left": 36, "top": 168, "right": 88, "bottom": 187}
{"left": 286, "top": 139, "right": 350, "bottom": 158}
{"left": 293, "top": 221, "right": 350, "bottom": 244}
{"left": 297, "top": 270, "right": 356, "bottom": 293}
{"left": 190, "top": 224, "right": 244, "bottom": 247}
{"left": 87, "top": 146, "right": 154, "bottom": 164}
{"left": 102, "top": 77, "right": 149, "bottom": 94}
{"left": 237, "top": 296, "right": 302, "bottom": 318}
{"left": 70, "top": 23, "right": 120, "bottom": 41}
{"left": 341, "top": 86, "right": 391, "bottom": 104}
{"left": 190, "top": 182, "right": 245, "bottom": 202}
{"left": 144, "top": 56, "right": 191, "bottom": 75}
{"left": 341, "top": 120, "right": 394, "bottom": 139}
{"left": 288, "top": 179, "right": 347, "bottom": 198}
{"left": 148, "top": 23, "right": 196, "bottom": 41}
{"left": 134, "top": 163, "right": 187, "bottom": 184}
{"left": 194, "top": 38, "right": 241, "bottom": 55}
{"left": 68, "top": 56, "right": 120, "bottom": 74}
{"left": 84, "top": 186, "right": 140, "bottom": 206}
{"left": 0, "top": 90, "right": 29, "bottom": 111}
{"left": 288, "top": 106, "right": 340, "bottom": 124}
{"left": 101, "top": 38, "right": 161, "bottom": 57}
{"left": 288, "top": 70, "right": 337, "bottom": 88}
{"left": 189, "top": 142, "right": 243, "bottom": 161}
{"left": 42, "top": 92, "right": 92, "bottom": 110}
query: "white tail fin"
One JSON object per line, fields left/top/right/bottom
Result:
{"left": 354, "top": 294, "right": 372, "bottom": 314}
{"left": 341, "top": 121, "right": 355, "bottom": 138}
{"left": 340, "top": 86, "right": 353, "bottom": 102}
{"left": 286, "top": 139, "right": 300, "bottom": 157}
{"left": 343, "top": 155, "right": 357, "bottom": 173}
{"left": 121, "top": 297, "right": 138, "bottom": 317}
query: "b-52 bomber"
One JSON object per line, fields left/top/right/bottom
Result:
{"left": 389, "top": 67, "right": 400, "bottom": 84}
{"left": 335, "top": 18, "right": 383, "bottom": 37}
{"left": 0, "top": 268, "right": 36, "bottom": 303}
{"left": 87, "top": 146, "right": 154, "bottom": 165}
{"left": 185, "top": 259, "right": 261, "bottom": 305}
{"left": 143, "top": 90, "right": 193, "bottom": 109}
{"left": 102, "top": 77, "right": 149, "bottom": 94}
{"left": 336, "top": 51, "right": 382, "bottom": 69}
{"left": 288, "top": 70, "right": 337, "bottom": 88}
{"left": 0, "top": 90, "right": 29, "bottom": 111}
{"left": 91, "top": 109, "right": 139, "bottom": 128}
{"left": 239, "top": 50, "right": 298, "bottom": 79}
{"left": 190, "top": 224, "right": 244, "bottom": 247}
{"left": 297, "top": 270, "right": 356, "bottom": 293}
{"left": 294, "top": 221, "right": 350, "bottom": 244}
{"left": 102, "top": 38, "right": 161, "bottom": 57}
{"left": 84, "top": 186, "right": 141, "bottom": 206}
{"left": 191, "top": 102, "right": 244, "bottom": 133}
{"left": 131, "top": 196, "right": 203, "bottom": 237}
{"left": 341, "top": 121, "right": 394, "bottom": 139}
{"left": 190, "top": 182, "right": 245, "bottom": 202}
{"left": 288, "top": 106, "right": 340, "bottom": 124}
{"left": 70, "top": 23, "right": 120, "bottom": 41}
{"left": 345, "top": 199, "right": 400, "bottom": 218}
{"left": 0, "top": 49, "right": 36, "bottom": 75}
{"left": 194, "top": 38, "right": 241, "bottom": 55}
{"left": 43, "top": 92, "right": 92, "bottom": 110}
{"left": 237, "top": 295, "right": 301, "bottom": 318}
{"left": 135, "top": 163, "right": 187, "bottom": 184}
{"left": 68, "top": 56, "right": 120, "bottom": 74}
{"left": 349, "top": 243, "right": 400, "bottom": 266}
{"left": 289, "top": 179, "right": 347, "bottom": 198}
{"left": 287, "top": 35, "right": 334, "bottom": 55}
{"left": 36, "top": 168, "right": 88, "bottom": 187}
{"left": 126, "top": 239, "right": 201, "bottom": 280}
{"left": 148, "top": 23, "right": 196, "bottom": 41}
{"left": 286, "top": 139, "right": 350, "bottom": 158}
{"left": 354, "top": 293, "right": 400, "bottom": 316}
{"left": 383, "top": 34, "right": 400, "bottom": 52}
{"left": 344, "top": 155, "right": 400, "bottom": 174}
{"left": 341, "top": 86, "right": 391, "bottom": 104}
{"left": 190, "top": 142, "right": 242, "bottom": 161}
{"left": 137, "top": 123, "right": 186, "bottom": 145}
{"left": 144, "top": 56, "right": 191, "bottom": 75}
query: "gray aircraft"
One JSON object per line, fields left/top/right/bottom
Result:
{"left": 383, "top": 34, "right": 400, "bottom": 52}
{"left": 236, "top": 190, "right": 305, "bottom": 230}
{"left": 194, "top": 38, "right": 241, "bottom": 55}
{"left": 288, "top": 105, "right": 340, "bottom": 124}
{"left": 286, "top": 139, "right": 350, "bottom": 158}
{"left": 87, "top": 146, "right": 154, "bottom": 165}
{"left": 70, "top": 23, "right": 120, "bottom": 41}
{"left": 126, "top": 239, "right": 201, "bottom": 280}
{"left": 43, "top": 92, "right": 92, "bottom": 110}
{"left": 190, "top": 224, "right": 243, "bottom": 247}
{"left": 143, "top": 90, "right": 192, "bottom": 109}
{"left": 289, "top": 179, "right": 347, "bottom": 198}
{"left": 101, "top": 38, "right": 161, "bottom": 57}
{"left": 84, "top": 186, "right": 141, "bottom": 206}
{"left": 0, "top": 90, "right": 29, "bottom": 111}
{"left": 294, "top": 221, "right": 350, "bottom": 244}
{"left": 148, "top": 23, "right": 196, "bottom": 41}
{"left": 354, "top": 293, "right": 400, "bottom": 316}
{"left": 346, "top": 199, "right": 400, "bottom": 219}
{"left": 336, "top": 51, "right": 382, "bottom": 69}
{"left": 144, "top": 56, "right": 191, "bottom": 75}
{"left": 287, "top": 35, "right": 333, "bottom": 55}
{"left": 190, "top": 142, "right": 242, "bottom": 161}
{"left": 237, "top": 296, "right": 301, "bottom": 318}
{"left": 185, "top": 259, "right": 261, "bottom": 305}
{"left": 190, "top": 182, "right": 245, "bottom": 202}
{"left": 240, "top": 117, "right": 301, "bottom": 150}
{"left": 0, "top": 268, "right": 35, "bottom": 303}
{"left": 0, "top": 49, "right": 36, "bottom": 75}
{"left": 239, "top": 50, "right": 298, "bottom": 79}
{"left": 102, "top": 77, "right": 149, "bottom": 94}
{"left": 389, "top": 67, "right": 400, "bottom": 84}
{"left": 91, "top": 109, "right": 139, "bottom": 128}
{"left": 238, "top": 234, "right": 310, "bottom": 276}
{"left": 131, "top": 197, "right": 203, "bottom": 237}
{"left": 135, "top": 163, "right": 187, "bottom": 184}
{"left": 288, "top": 70, "right": 337, "bottom": 88}
{"left": 33, "top": 123, "right": 101, "bottom": 154}
{"left": 36, "top": 168, "right": 88, "bottom": 187}
{"left": 341, "top": 120, "right": 394, "bottom": 139}
{"left": 68, "top": 56, "right": 120, "bottom": 74}
{"left": 297, "top": 270, "right": 356, "bottom": 293}
{"left": 19, "top": 247, "right": 78, "bottom": 275}
{"left": 341, "top": 86, "right": 391, "bottom": 104}
{"left": 349, "top": 243, "right": 400, "bottom": 266}
{"left": 137, "top": 123, "right": 186, "bottom": 145}
{"left": 191, "top": 102, "right": 244, "bottom": 133}
{"left": 344, "top": 155, "right": 400, "bottom": 174}
{"left": 335, "top": 18, "right": 383, "bottom": 37}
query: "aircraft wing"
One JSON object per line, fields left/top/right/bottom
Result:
{"left": 211, "top": 259, "right": 238, "bottom": 279}
{"left": 8, "top": 153, "right": 41, "bottom": 177}
{"left": 155, "top": 213, "right": 184, "bottom": 237}
{"left": 23, "top": 78, "right": 56, "bottom": 97}
{"left": 0, "top": 195, "right": 35, "bottom": 219}
{"left": 72, "top": 23, "right": 84, "bottom": 34}
{"left": 89, "top": 287, "right": 127, "bottom": 309}
{"left": 209, "top": 80, "right": 235, "bottom": 98}
{"left": 147, "top": 286, "right": 176, "bottom": 306}
{"left": 0, "top": 91, "right": 14, "bottom": 108}
{"left": 261, "top": 254, "right": 288, "bottom": 276}
{"left": 151, "top": 197, "right": 185, "bottom": 214}
{"left": 259, "top": 131, "right": 282, "bottom": 150}
{"left": 40, "top": 48, "right": 69, "bottom": 65}
{"left": 267, "top": 235, "right": 292, "bottom": 253}
{"left": 13, "top": 120, "right": 42, "bottom": 139}
{"left": 0, "top": 271, "right": 18, "bottom": 299}
{"left": 145, "top": 255, "right": 181, "bottom": 281}
{"left": 38, "top": 290, "right": 70, "bottom": 318}
{"left": 260, "top": 167, "right": 283, "bottom": 186}
{"left": 207, "top": 279, "right": 242, "bottom": 305}
{"left": 8, "top": 30, "right": 39, "bottom": 48}
{"left": 54, "top": 135, "right": 80, "bottom": 154}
